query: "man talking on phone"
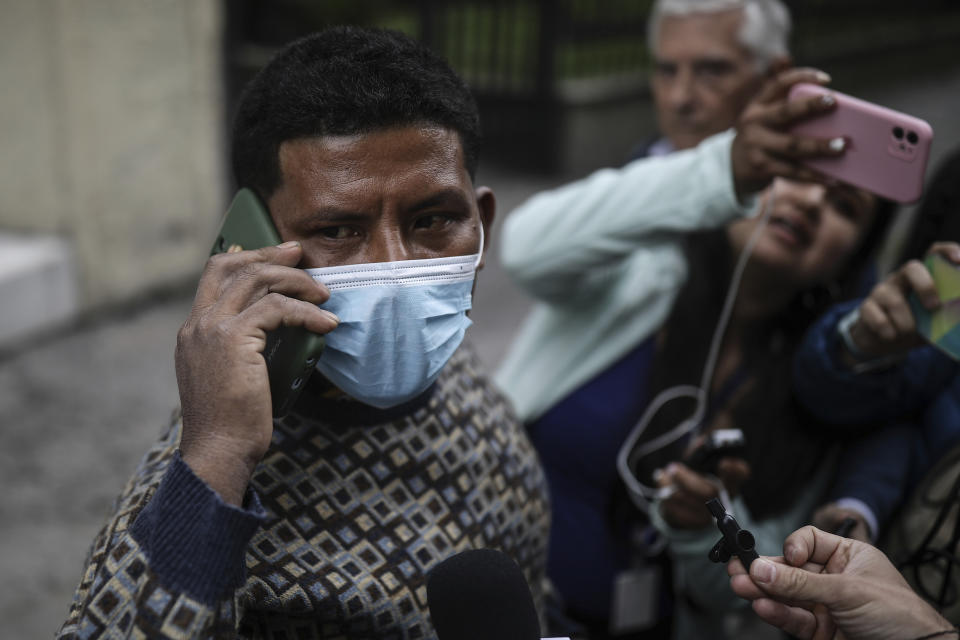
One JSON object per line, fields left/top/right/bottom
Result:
{"left": 58, "top": 27, "right": 550, "bottom": 638}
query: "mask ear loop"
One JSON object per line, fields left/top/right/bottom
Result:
{"left": 473, "top": 220, "right": 485, "bottom": 270}
{"left": 616, "top": 188, "right": 776, "bottom": 514}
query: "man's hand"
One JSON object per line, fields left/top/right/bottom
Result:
{"left": 812, "top": 502, "right": 871, "bottom": 543}
{"left": 728, "top": 525, "right": 951, "bottom": 640}
{"left": 731, "top": 67, "right": 845, "bottom": 200}
{"left": 175, "top": 241, "right": 339, "bottom": 505}
{"left": 846, "top": 242, "right": 960, "bottom": 360}
{"left": 656, "top": 458, "right": 750, "bottom": 529}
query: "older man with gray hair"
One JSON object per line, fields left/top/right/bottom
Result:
{"left": 643, "top": 0, "right": 792, "bottom": 156}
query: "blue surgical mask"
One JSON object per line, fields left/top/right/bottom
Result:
{"left": 305, "top": 229, "right": 483, "bottom": 409}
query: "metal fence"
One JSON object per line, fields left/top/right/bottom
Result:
{"left": 224, "top": 0, "right": 960, "bottom": 173}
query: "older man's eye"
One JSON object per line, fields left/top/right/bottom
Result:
{"left": 694, "top": 60, "right": 735, "bottom": 78}
{"left": 653, "top": 61, "right": 677, "bottom": 79}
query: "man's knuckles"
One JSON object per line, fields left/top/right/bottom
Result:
{"left": 205, "top": 242, "right": 301, "bottom": 273}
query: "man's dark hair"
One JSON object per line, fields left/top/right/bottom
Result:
{"left": 231, "top": 26, "right": 481, "bottom": 200}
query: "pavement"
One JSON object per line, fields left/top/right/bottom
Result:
{"left": 3, "top": 64, "right": 960, "bottom": 638}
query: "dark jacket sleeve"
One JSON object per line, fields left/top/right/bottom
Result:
{"left": 794, "top": 300, "right": 958, "bottom": 425}
{"left": 827, "top": 422, "right": 916, "bottom": 535}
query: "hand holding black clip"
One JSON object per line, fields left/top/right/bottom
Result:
{"left": 706, "top": 497, "right": 759, "bottom": 571}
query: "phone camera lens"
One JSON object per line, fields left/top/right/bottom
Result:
{"left": 893, "top": 126, "right": 904, "bottom": 139}
{"left": 907, "top": 130, "right": 919, "bottom": 144}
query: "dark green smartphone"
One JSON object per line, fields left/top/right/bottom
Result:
{"left": 211, "top": 188, "right": 325, "bottom": 417}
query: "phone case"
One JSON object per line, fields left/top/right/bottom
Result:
{"left": 909, "top": 253, "right": 960, "bottom": 360}
{"left": 211, "top": 189, "right": 326, "bottom": 417}
{"left": 788, "top": 83, "right": 933, "bottom": 203}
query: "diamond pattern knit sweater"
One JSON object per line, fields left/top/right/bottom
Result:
{"left": 58, "top": 345, "right": 550, "bottom": 639}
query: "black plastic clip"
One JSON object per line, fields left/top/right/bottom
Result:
{"left": 706, "top": 497, "right": 759, "bottom": 571}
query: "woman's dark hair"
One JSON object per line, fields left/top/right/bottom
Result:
{"left": 896, "top": 148, "right": 960, "bottom": 264}
{"left": 640, "top": 191, "right": 897, "bottom": 519}
{"left": 231, "top": 26, "right": 481, "bottom": 201}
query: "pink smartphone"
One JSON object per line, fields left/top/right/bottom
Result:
{"left": 788, "top": 83, "right": 933, "bottom": 203}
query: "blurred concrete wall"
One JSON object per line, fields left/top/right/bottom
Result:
{"left": 0, "top": 0, "right": 224, "bottom": 339}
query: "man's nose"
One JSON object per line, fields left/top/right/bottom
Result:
{"left": 367, "top": 228, "right": 411, "bottom": 263}
{"left": 667, "top": 68, "right": 697, "bottom": 112}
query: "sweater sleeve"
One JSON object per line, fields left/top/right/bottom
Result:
{"left": 499, "top": 130, "right": 754, "bottom": 306}
{"left": 58, "top": 443, "right": 266, "bottom": 639}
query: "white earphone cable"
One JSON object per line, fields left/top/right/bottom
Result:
{"left": 615, "top": 189, "right": 776, "bottom": 512}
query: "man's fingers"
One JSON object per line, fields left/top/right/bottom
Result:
{"left": 237, "top": 293, "right": 340, "bottom": 337}
{"left": 783, "top": 526, "right": 845, "bottom": 567}
{"left": 213, "top": 263, "right": 330, "bottom": 315}
{"left": 752, "top": 598, "right": 823, "bottom": 639}
{"left": 731, "top": 572, "right": 768, "bottom": 600}
{"left": 731, "top": 556, "right": 827, "bottom": 606}
{"left": 754, "top": 67, "right": 831, "bottom": 105}
{"left": 196, "top": 242, "right": 305, "bottom": 307}
{"left": 733, "top": 136, "right": 829, "bottom": 189}
{"left": 756, "top": 127, "right": 844, "bottom": 160}
{"left": 762, "top": 94, "right": 842, "bottom": 134}
{"left": 750, "top": 557, "right": 826, "bottom": 601}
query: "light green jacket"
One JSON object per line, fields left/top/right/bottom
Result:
{"left": 495, "top": 130, "right": 755, "bottom": 421}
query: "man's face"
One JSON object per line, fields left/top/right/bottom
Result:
{"left": 650, "top": 9, "right": 764, "bottom": 150}
{"left": 267, "top": 125, "right": 494, "bottom": 269}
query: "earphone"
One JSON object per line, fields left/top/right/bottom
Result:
{"left": 615, "top": 189, "right": 776, "bottom": 513}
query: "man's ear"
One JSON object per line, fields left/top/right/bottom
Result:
{"left": 475, "top": 186, "right": 496, "bottom": 270}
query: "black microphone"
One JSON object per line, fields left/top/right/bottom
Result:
{"left": 426, "top": 548, "right": 541, "bottom": 640}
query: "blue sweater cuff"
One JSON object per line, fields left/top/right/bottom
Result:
{"left": 130, "top": 451, "right": 267, "bottom": 605}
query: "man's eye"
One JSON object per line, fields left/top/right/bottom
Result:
{"left": 319, "top": 226, "right": 357, "bottom": 239}
{"left": 695, "top": 61, "right": 735, "bottom": 77}
{"left": 654, "top": 63, "right": 677, "bottom": 78}
{"left": 413, "top": 214, "right": 452, "bottom": 230}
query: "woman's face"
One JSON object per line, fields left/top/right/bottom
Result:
{"left": 727, "top": 178, "right": 879, "bottom": 288}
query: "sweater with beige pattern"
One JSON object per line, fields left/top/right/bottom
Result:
{"left": 58, "top": 345, "right": 550, "bottom": 639}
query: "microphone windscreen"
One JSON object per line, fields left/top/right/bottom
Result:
{"left": 427, "top": 548, "right": 540, "bottom": 640}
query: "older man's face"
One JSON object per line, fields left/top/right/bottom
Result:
{"left": 651, "top": 9, "right": 764, "bottom": 150}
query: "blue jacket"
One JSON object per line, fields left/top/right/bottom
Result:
{"left": 794, "top": 300, "right": 960, "bottom": 533}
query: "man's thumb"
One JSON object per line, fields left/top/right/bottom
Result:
{"left": 751, "top": 558, "right": 830, "bottom": 603}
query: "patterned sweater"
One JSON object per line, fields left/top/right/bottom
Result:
{"left": 58, "top": 345, "right": 550, "bottom": 639}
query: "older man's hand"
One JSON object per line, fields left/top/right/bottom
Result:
{"left": 175, "top": 241, "right": 338, "bottom": 506}
{"left": 731, "top": 67, "right": 846, "bottom": 200}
